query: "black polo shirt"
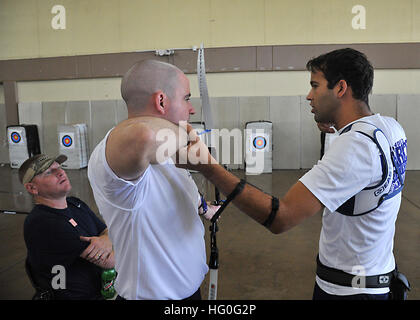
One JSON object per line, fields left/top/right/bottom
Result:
{"left": 24, "top": 197, "right": 107, "bottom": 300}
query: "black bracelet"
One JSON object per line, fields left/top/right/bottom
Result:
{"left": 262, "top": 196, "right": 279, "bottom": 228}
{"left": 226, "top": 179, "right": 246, "bottom": 203}
{"left": 210, "top": 179, "right": 246, "bottom": 223}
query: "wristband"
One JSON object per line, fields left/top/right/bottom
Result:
{"left": 210, "top": 179, "right": 246, "bottom": 223}
{"left": 226, "top": 179, "right": 246, "bottom": 203}
{"left": 262, "top": 196, "right": 279, "bottom": 228}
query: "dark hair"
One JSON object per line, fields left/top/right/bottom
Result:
{"left": 306, "top": 48, "right": 374, "bottom": 104}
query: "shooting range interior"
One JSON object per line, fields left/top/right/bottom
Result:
{"left": 0, "top": 0, "right": 419, "bottom": 301}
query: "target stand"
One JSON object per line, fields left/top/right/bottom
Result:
{"left": 7, "top": 125, "right": 41, "bottom": 169}
{"left": 58, "top": 124, "right": 89, "bottom": 169}
{"left": 244, "top": 121, "right": 272, "bottom": 175}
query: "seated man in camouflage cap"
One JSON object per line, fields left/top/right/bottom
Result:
{"left": 19, "top": 154, "right": 115, "bottom": 299}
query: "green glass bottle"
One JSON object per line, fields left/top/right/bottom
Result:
{"left": 101, "top": 268, "right": 116, "bottom": 299}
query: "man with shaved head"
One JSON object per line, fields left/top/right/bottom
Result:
{"left": 87, "top": 60, "right": 218, "bottom": 300}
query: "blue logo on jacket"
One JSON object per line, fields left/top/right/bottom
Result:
{"left": 391, "top": 139, "right": 407, "bottom": 191}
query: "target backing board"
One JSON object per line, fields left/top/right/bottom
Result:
{"left": 7, "top": 125, "right": 40, "bottom": 169}
{"left": 245, "top": 121, "right": 272, "bottom": 175}
{"left": 7, "top": 127, "right": 28, "bottom": 168}
{"left": 58, "top": 124, "right": 88, "bottom": 169}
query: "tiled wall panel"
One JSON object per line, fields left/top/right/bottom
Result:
{"left": 370, "top": 94, "right": 397, "bottom": 119}
{"left": 42, "top": 101, "right": 66, "bottom": 156}
{"left": 397, "top": 95, "right": 420, "bottom": 170}
{"left": 0, "top": 104, "right": 8, "bottom": 163}
{"left": 6, "top": 94, "right": 419, "bottom": 171}
{"left": 299, "top": 96, "right": 321, "bottom": 169}
{"left": 90, "top": 100, "right": 118, "bottom": 150}
{"left": 269, "top": 96, "right": 300, "bottom": 169}
{"left": 17, "top": 102, "right": 43, "bottom": 155}
{"left": 239, "top": 97, "right": 269, "bottom": 169}
{"left": 213, "top": 97, "right": 240, "bottom": 169}
{"left": 116, "top": 100, "right": 128, "bottom": 124}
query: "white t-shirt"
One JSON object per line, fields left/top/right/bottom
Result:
{"left": 87, "top": 129, "right": 208, "bottom": 300}
{"left": 300, "top": 114, "right": 407, "bottom": 295}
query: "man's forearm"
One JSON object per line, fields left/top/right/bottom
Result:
{"left": 201, "top": 164, "right": 273, "bottom": 227}
{"left": 200, "top": 164, "right": 323, "bottom": 234}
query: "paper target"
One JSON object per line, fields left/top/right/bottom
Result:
{"left": 250, "top": 133, "right": 269, "bottom": 152}
{"left": 10, "top": 132, "right": 21, "bottom": 144}
{"left": 253, "top": 136, "right": 267, "bottom": 150}
{"left": 59, "top": 133, "right": 75, "bottom": 149}
{"left": 62, "top": 135, "right": 73, "bottom": 147}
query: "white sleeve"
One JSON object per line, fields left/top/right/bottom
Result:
{"left": 299, "top": 132, "right": 382, "bottom": 213}
{"left": 88, "top": 138, "right": 150, "bottom": 211}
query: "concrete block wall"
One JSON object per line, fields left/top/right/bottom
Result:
{"left": 1, "top": 94, "right": 419, "bottom": 170}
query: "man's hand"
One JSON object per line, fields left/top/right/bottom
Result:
{"left": 80, "top": 232, "right": 113, "bottom": 264}
{"left": 316, "top": 122, "right": 336, "bottom": 134}
{"left": 199, "top": 203, "right": 221, "bottom": 221}
{"left": 176, "top": 123, "right": 217, "bottom": 171}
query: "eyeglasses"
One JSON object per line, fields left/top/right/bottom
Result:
{"left": 38, "top": 164, "right": 64, "bottom": 178}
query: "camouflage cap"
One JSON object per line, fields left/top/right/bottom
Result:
{"left": 18, "top": 154, "right": 67, "bottom": 184}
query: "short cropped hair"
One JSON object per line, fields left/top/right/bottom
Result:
{"left": 306, "top": 48, "right": 374, "bottom": 104}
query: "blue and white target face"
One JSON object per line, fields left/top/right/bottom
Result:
{"left": 10, "top": 132, "right": 22, "bottom": 144}
{"left": 59, "top": 133, "right": 75, "bottom": 149}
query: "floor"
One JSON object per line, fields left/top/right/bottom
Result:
{"left": 0, "top": 165, "right": 419, "bottom": 300}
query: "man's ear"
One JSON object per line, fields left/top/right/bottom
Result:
{"left": 24, "top": 182, "right": 38, "bottom": 196}
{"left": 335, "top": 80, "right": 348, "bottom": 98}
{"left": 153, "top": 91, "right": 168, "bottom": 115}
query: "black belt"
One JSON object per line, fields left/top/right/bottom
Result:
{"left": 316, "top": 255, "right": 394, "bottom": 288}
{"left": 115, "top": 287, "right": 201, "bottom": 300}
